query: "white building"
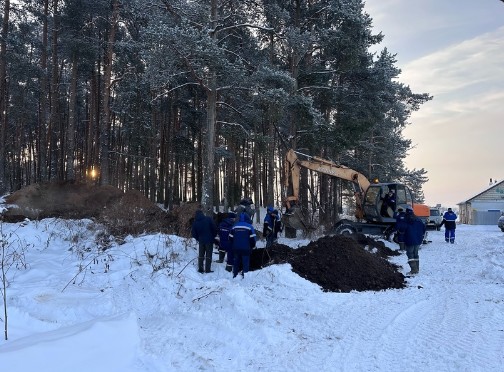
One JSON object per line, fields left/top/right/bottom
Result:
{"left": 458, "top": 179, "right": 504, "bottom": 225}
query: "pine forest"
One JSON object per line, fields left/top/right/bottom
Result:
{"left": 0, "top": 0, "right": 432, "bottom": 226}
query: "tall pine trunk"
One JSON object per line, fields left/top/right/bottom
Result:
{"left": 66, "top": 53, "right": 78, "bottom": 180}
{"left": 200, "top": 0, "right": 218, "bottom": 215}
{"left": 0, "top": 0, "right": 9, "bottom": 194}
{"left": 48, "top": 0, "right": 60, "bottom": 180}
{"left": 100, "top": 0, "right": 119, "bottom": 186}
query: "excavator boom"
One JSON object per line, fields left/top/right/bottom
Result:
{"left": 284, "top": 149, "right": 369, "bottom": 219}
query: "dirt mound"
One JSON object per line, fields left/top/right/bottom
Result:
{"left": 250, "top": 235, "right": 406, "bottom": 292}
{"left": 3, "top": 181, "right": 123, "bottom": 220}
{"left": 2, "top": 182, "right": 180, "bottom": 236}
{"left": 2, "top": 182, "right": 227, "bottom": 239}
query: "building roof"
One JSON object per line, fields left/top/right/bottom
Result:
{"left": 458, "top": 179, "right": 504, "bottom": 205}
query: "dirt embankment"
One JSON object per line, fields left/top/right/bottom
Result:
{"left": 1, "top": 181, "right": 194, "bottom": 237}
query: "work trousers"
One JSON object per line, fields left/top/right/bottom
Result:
{"left": 198, "top": 242, "right": 213, "bottom": 272}
{"left": 444, "top": 229, "right": 455, "bottom": 243}
{"left": 266, "top": 233, "right": 277, "bottom": 249}
{"left": 233, "top": 249, "right": 251, "bottom": 277}
{"left": 405, "top": 244, "right": 420, "bottom": 261}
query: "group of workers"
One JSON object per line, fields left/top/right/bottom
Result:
{"left": 193, "top": 191, "right": 458, "bottom": 278}
{"left": 191, "top": 198, "right": 282, "bottom": 278}
{"left": 394, "top": 205, "right": 457, "bottom": 275}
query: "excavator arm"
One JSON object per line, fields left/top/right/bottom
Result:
{"left": 284, "top": 149, "right": 370, "bottom": 220}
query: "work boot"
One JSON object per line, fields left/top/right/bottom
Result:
{"left": 215, "top": 251, "right": 226, "bottom": 263}
{"left": 407, "top": 260, "right": 417, "bottom": 275}
{"left": 205, "top": 257, "right": 212, "bottom": 273}
{"left": 225, "top": 264, "right": 233, "bottom": 272}
{"left": 198, "top": 256, "right": 204, "bottom": 273}
{"left": 412, "top": 260, "right": 419, "bottom": 274}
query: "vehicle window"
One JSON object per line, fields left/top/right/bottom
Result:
{"left": 395, "top": 186, "right": 407, "bottom": 205}
{"left": 365, "top": 186, "right": 380, "bottom": 205}
{"left": 430, "top": 210, "right": 440, "bottom": 217}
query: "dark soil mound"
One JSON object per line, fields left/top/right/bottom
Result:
{"left": 250, "top": 234, "right": 406, "bottom": 293}
{"left": 1, "top": 182, "right": 191, "bottom": 237}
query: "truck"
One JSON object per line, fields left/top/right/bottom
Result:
{"left": 426, "top": 207, "right": 442, "bottom": 230}
{"left": 283, "top": 149, "right": 430, "bottom": 239}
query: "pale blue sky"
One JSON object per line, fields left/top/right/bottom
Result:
{"left": 365, "top": 0, "right": 504, "bottom": 208}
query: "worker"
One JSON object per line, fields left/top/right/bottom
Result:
{"left": 381, "top": 190, "right": 396, "bottom": 217}
{"left": 439, "top": 207, "right": 457, "bottom": 243}
{"left": 215, "top": 212, "right": 236, "bottom": 272}
{"left": 234, "top": 197, "right": 255, "bottom": 222}
{"left": 229, "top": 212, "right": 257, "bottom": 278}
{"left": 403, "top": 206, "right": 426, "bottom": 275}
{"left": 263, "top": 206, "right": 282, "bottom": 248}
{"left": 394, "top": 207, "right": 407, "bottom": 251}
{"left": 191, "top": 209, "right": 218, "bottom": 274}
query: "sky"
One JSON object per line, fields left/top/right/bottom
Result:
{"left": 1, "top": 209, "right": 503, "bottom": 371}
{"left": 364, "top": 0, "right": 504, "bottom": 208}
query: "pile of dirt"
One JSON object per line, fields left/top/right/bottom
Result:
{"left": 3, "top": 182, "right": 124, "bottom": 220}
{"left": 249, "top": 234, "right": 406, "bottom": 292}
{"left": 1, "top": 181, "right": 182, "bottom": 237}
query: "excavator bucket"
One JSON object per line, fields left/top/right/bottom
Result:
{"left": 283, "top": 206, "right": 314, "bottom": 231}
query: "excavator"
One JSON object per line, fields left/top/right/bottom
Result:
{"left": 283, "top": 149, "right": 430, "bottom": 239}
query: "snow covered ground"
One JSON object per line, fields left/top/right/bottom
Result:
{"left": 1, "top": 215, "right": 503, "bottom": 372}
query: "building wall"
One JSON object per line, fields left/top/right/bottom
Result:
{"left": 458, "top": 183, "right": 504, "bottom": 224}
{"left": 472, "top": 210, "right": 502, "bottom": 225}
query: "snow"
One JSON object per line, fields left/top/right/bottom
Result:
{"left": 1, "top": 215, "right": 504, "bottom": 372}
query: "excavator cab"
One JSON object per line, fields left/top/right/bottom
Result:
{"left": 362, "top": 183, "right": 414, "bottom": 223}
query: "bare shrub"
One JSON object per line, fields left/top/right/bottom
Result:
{"left": 99, "top": 189, "right": 173, "bottom": 237}
{"left": 1, "top": 223, "right": 30, "bottom": 340}
{"left": 170, "top": 202, "right": 200, "bottom": 238}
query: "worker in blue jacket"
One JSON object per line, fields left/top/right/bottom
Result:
{"left": 216, "top": 212, "right": 236, "bottom": 272}
{"left": 403, "top": 206, "right": 426, "bottom": 275}
{"left": 263, "top": 206, "right": 282, "bottom": 248}
{"left": 229, "top": 212, "right": 256, "bottom": 278}
{"left": 439, "top": 208, "right": 457, "bottom": 243}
